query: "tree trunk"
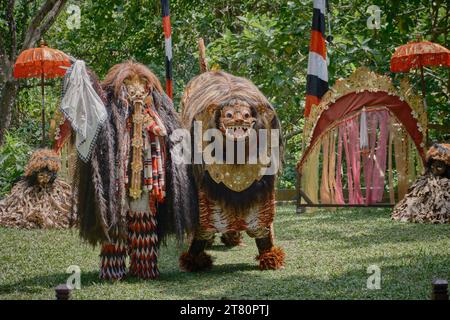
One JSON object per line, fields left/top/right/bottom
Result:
{"left": 0, "top": 58, "right": 16, "bottom": 144}
{"left": 0, "top": 80, "right": 19, "bottom": 144}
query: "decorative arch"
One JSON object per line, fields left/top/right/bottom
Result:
{"left": 297, "top": 68, "right": 427, "bottom": 207}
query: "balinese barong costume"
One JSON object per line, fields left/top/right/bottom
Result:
{"left": 179, "top": 71, "right": 285, "bottom": 271}
{"left": 58, "top": 61, "right": 198, "bottom": 280}
{"left": 392, "top": 143, "right": 450, "bottom": 224}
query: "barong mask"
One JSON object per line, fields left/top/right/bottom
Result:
{"left": 218, "top": 102, "right": 256, "bottom": 140}
{"left": 191, "top": 79, "right": 279, "bottom": 193}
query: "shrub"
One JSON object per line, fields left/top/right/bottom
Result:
{"left": 0, "top": 131, "right": 33, "bottom": 197}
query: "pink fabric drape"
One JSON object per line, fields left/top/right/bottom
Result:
{"left": 362, "top": 110, "right": 389, "bottom": 204}
{"left": 333, "top": 109, "right": 389, "bottom": 205}
{"left": 340, "top": 118, "right": 363, "bottom": 204}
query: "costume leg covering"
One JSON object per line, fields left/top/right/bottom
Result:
{"left": 179, "top": 228, "right": 213, "bottom": 272}
{"left": 127, "top": 210, "right": 159, "bottom": 279}
{"left": 248, "top": 226, "right": 285, "bottom": 270}
{"left": 99, "top": 233, "right": 128, "bottom": 280}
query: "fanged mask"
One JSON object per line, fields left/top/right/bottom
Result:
{"left": 219, "top": 104, "right": 256, "bottom": 140}
{"left": 430, "top": 160, "right": 447, "bottom": 177}
{"left": 36, "top": 169, "right": 54, "bottom": 187}
{"left": 124, "top": 75, "right": 148, "bottom": 104}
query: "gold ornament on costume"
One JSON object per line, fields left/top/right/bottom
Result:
{"left": 207, "top": 164, "right": 265, "bottom": 192}
{"left": 124, "top": 75, "right": 148, "bottom": 200}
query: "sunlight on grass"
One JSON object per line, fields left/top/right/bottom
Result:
{"left": 0, "top": 206, "right": 448, "bottom": 300}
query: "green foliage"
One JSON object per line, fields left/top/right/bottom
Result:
{"left": 13, "top": 83, "right": 60, "bottom": 144}
{"left": 0, "top": 82, "right": 59, "bottom": 196}
{"left": 2, "top": 0, "right": 448, "bottom": 191}
{"left": 0, "top": 131, "right": 32, "bottom": 197}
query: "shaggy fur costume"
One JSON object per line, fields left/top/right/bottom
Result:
{"left": 256, "top": 247, "right": 286, "bottom": 270}
{"left": 68, "top": 61, "right": 199, "bottom": 279}
{"left": 74, "top": 62, "right": 198, "bottom": 245}
{"left": 179, "top": 251, "right": 213, "bottom": 272}
{"left": 179, "top": 71, "right": 285, "bottom": 271}
{"left": 220, "top": 231, "right": 244, "bottom": 247}
{"left": 392, "top": 143, "right": 450, "bottom": 224}
{"left": 0, "top": 149, "right": 72, "bottom": 229}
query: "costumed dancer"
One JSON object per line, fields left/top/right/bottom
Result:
{"left": 57, "top": 60, "right": 198, "bottom": 280}
{"left": 0, "top": 149, "right": 72, "bottom": 229}
{"left": 179, "top": 70, "right": 285, "bottom": 271}
{"left": 392, "top": 143, "right": 449, "bottom": 223}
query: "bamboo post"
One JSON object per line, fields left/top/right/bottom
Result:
{"left": 198, "top": 38, "right": 208, "bottom": 73}
{"left": 296, "top": 172, "right": 308, "bottom": 214}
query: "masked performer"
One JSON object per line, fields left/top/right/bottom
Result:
{"left": 179, "top": 71, "right": 285, "bottom": 271}
{"left": 0, "top": 149, "right": 72, "bottom": 229}
{"left": 392, "top": 143, "right": 450, "bottom": 224}
{"left": 58, "top": 60, "right": 198, "bottom": 280}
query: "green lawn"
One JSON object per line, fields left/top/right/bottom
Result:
{"left": 0, "top": 206, "right": 448, "bottom": 300}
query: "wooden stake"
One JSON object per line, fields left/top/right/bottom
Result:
{"left": 431, "top": 279, "right": 448, "bottom": 300}
{"left": 198, "top": 38, "right": 208, "bottom": 73}
{"left": 55, "top": 284, "right": 71, "bottom": 300}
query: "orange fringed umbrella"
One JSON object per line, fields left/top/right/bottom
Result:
{"left": 390, "top": 39, "right": 450, "bottom": 111}
{"left": 13, "top": 40, "right": 72, "bottom": 145}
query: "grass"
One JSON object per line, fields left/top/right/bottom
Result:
{"left": 0, "top": 205, "right": 448, "bottom": 300}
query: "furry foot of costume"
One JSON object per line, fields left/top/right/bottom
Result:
{"left": 256, "top": 247, "right": 285, "bottom": 270}
{"left": 220, "top": 231, "right": 243, "bottom": 247}
{"left": 179, "top": 252, "right": 213, "bottom": 272}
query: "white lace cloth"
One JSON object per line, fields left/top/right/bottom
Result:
{"left": 60, "top": 60, "right": 107, "bottom": 162}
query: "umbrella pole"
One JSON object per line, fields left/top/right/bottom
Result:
{"left": 419, "top": 65, "right": 430, "bottom": 145}
{"left": 420, "top": 65, "right": 427, "bottom": 111}
{"left": 41, "top": 73, "right": 46, "bottom": 146}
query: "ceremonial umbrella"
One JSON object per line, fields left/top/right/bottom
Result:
{"left": 390, "top": 38, "right": 450, "bottom": 111}
{"left": 13, "top": 40, "right": 71, "bottom": 145}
